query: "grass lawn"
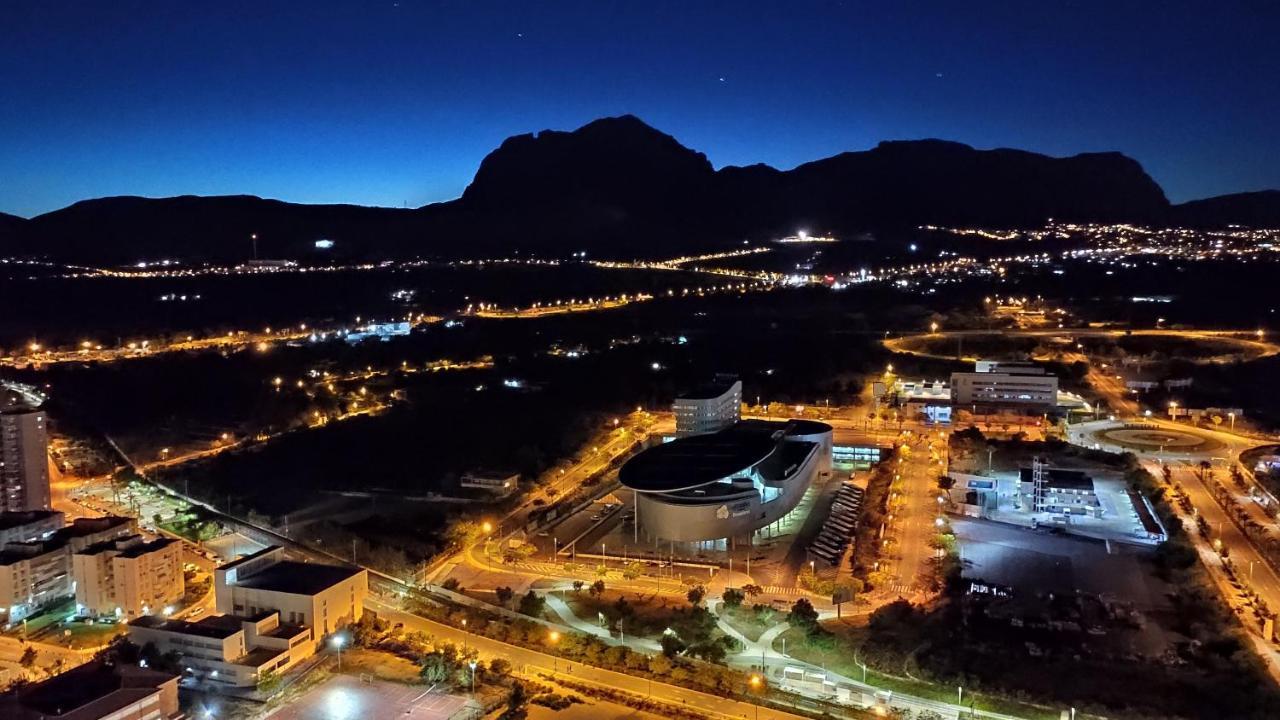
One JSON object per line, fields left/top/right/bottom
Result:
{"left": 775, "top": 625, "right": 1063, "bottom": 720}
{"left": 6, "top": 599, "right": 75, "bottom": 638}
{"left": 49, "top": 620, "right": 126, "bottom": 650}
{"left": 335, "top": 647, "right": 424, "bottom": 684}
{"left": 717, "top": 604, "right": 779, "bottom": 643}
{"left": 565, "top": 589, "right": 708, "bottom": 640}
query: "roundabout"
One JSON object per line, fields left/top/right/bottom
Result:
{"left": 1093, "top": 425, "right": 1225, "bottom": 453}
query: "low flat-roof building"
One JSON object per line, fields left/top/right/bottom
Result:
{"left": 460, "top": 469, "right": 520, "bottom": 498}
{"left": 1020, "top": 467, "right": 1101, "bottom": 517}
{"left": 0, "top": 659, "right": 180, "bottom": 720}
{"left": 73, "top": 535, "right": 183, "bottom": 619}
{"left": 129, "top": 610, "right": 312, "bottom": 687}
{"left": 215, "top": 546, "right": 367, "bottom": 643}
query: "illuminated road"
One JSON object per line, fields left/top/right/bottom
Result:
{"left": 366, "top": 597, "right": 809, "bottom": 720}
{"left": 885, "top": 328, "right": 1279, "bottom": 364}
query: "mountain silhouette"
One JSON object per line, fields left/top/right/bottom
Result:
{"left": 2, "top": 115, "right": 1275, "bottom": 262}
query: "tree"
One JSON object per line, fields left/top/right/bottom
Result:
{"left": 589, "top": 579, "right": 606, "bottom": 597}
{"left": 659, "top": 634, "right": 686, "bottom": 658}
{"left": 722, "top": 588, "right": 745, "bottom": 608}
{"left": 257, "top": 669, "right": 282, "bottom": 694}
{"left": 518, "top": 590, "right": 546, "bottom": 617}
{"left": 742, "top": 583, "right": 764, "bottom": 598}
{"left": 19, "top": 646, "right": 38, "bottom": 669}
{"left": 787, "top": 598, "right": 819, "bottom": 629}
{"left": 495, "top": 586, "right": 515, "bottom": 608}
{"left": 489, "top": 658, "right": 512, "bottom": 679}
{"left": 572, "top": 580, "right": 585, "bottom": 593}
{"left": 501, "top": 681, "right": 529, "bottom": 720}
{"left": 686, "top": 585, "right": 706, "bottom": 607}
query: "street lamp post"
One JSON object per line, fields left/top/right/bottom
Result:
{"left": 548, "top": 631, "right": 560, "bottom": 673}
{"left": 748, "top": 674, "right": 763, "bottom": 720}
{"left": 331, "top": 634, "right": 345, "bottom": 671}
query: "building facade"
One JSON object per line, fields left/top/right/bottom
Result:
{"left": 73, "top": 535, "right": 184, "bottom": 619}
{"left": 620, "top": 419, "right": 832, "bottom": 544}
{"left": 951, "top": 361, "right": 1058, "bottom": 411}
{"left": 0, "top": 660, "right": 181, "bottom": 720}
{"left": 0, "top": 516, "right": 134, "bottom": 623}
{"left": 129, "top": 611, "right": 312, "bottom": 687}
{"left": 0, "top": 510, "right": 63, "bottom": 546}
{"left": 215, "top": 546, "right": 367, "bottom": 645}
{"left": 0, "top": 407, "right": 50, "bottom": 512}
{"left": 673, "top": 375, "right": 742, "bottom": 437}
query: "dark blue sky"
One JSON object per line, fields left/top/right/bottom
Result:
{"left": 3, "top": 1, "right": 1277, "bottom": 217}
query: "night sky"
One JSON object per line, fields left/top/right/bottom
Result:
{"left": 3, "top": 1, "right": 1278, "bottom": 217}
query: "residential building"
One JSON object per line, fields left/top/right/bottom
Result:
{"left": 0, "top": 516, "right": 133, "bottom": 623}
{"left": 0, "top": 660, "right": 180, "bottom": 720}
{"left": 1, "top": 407, "right": 50, "bottom": 512}
{"left": 0, "top": 509, "right": 63, "bottom": 546}
{"left": 73, "top": 535, "right": 183, "bottom": 619}
{"left": 673, "top": 375, "right": 742, "bottom": 437}
{"left": 215, "top": 546, "right": 367, "bottom": 644}
{"left": 129, "top": 611, "right": 311, "bottom": 687}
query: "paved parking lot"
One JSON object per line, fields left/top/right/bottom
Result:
{"left": 264, "top": 675, "right": 477, "bottom": 720}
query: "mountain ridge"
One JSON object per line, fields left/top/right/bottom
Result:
{"left": 2, "top": 115, "right": 1276, "bottom": 262}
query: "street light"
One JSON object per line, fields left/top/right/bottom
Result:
{"left": 331, "top": 634, "right": 345, "bottom": 671}
{"left": 748, "top": 673, "right": 764, "bottom": 720}
{"left": 548, "top": 630, "right": 561, "bottom": 673}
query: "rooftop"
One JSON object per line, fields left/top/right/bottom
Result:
{"left": 232, "top": 560, "right": 363, "bottom": 595}
{"left": 1019, "top": 467, "right": 1095, "bottom": 492}
{"left": 621, "top": 419, "right": 829, "bottom": 493}
{"left": 0, "top": 660, "right": 176, "bottom": 720}
{"left": 0, "top": 510, "right": 61, "bottom": 532}
{"left": 675, "top": 374, "right": 740, "bottom": 401}
{"left": 130, "top": 614, "right": 243, "bottom": 639}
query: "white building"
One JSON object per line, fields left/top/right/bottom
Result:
{"left": 129, "top": 611, "right": 312, "bottom": 687}
{"left": 460, "top": 469, "right": 520, "bottom": 498}
{"left": 673, "top": 375, "right": 742, "bottom": 437}
{"left": 215, "top": 546, "right": 367, "bottom": 644}
{"left": 951, "top": 361, "right": 1058, "bottom": 412}
{"left": 73, "top": 535, "right": 184, "bottom": 619}
{"left": 0, "top": 407, "right": 50, "bottom": 512}
{"left": 0, "top": 516, "right": 134, "bottom": 623}
{"left": 129, "top": 546, "right": 366, "bottom": 687}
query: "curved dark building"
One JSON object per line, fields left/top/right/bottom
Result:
{"left": 620, "top": 419, "right": 832, "bottom": 543}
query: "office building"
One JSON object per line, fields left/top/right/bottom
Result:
{"left": 620, "top": 419, "right": 832, "bottom": 544}
{"left": 0, "top": 509, "right": 63, "bottom": 546}
{"left": 673, "top": 375, "right": 742, "bottom": 437}
{"left": 0, "top": 660, "right": 180, "bottom": 720}
{"left": 215, "top": 546, "right": 367, "bottom": 643}
{"left": 951, "top": 361, "right": 1058, "bottom": 412}
{"left": 129, "top": 611, "right": 312, "bottom": 687}
{"left": 1, "top": 407, "right": 50, "bottom": 512}
{"left": 73, "top": 535, "right": 184, "bottom": 619}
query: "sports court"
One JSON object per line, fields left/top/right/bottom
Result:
{"left": 265, "top": 674, "right": 478, "bottom": 720}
